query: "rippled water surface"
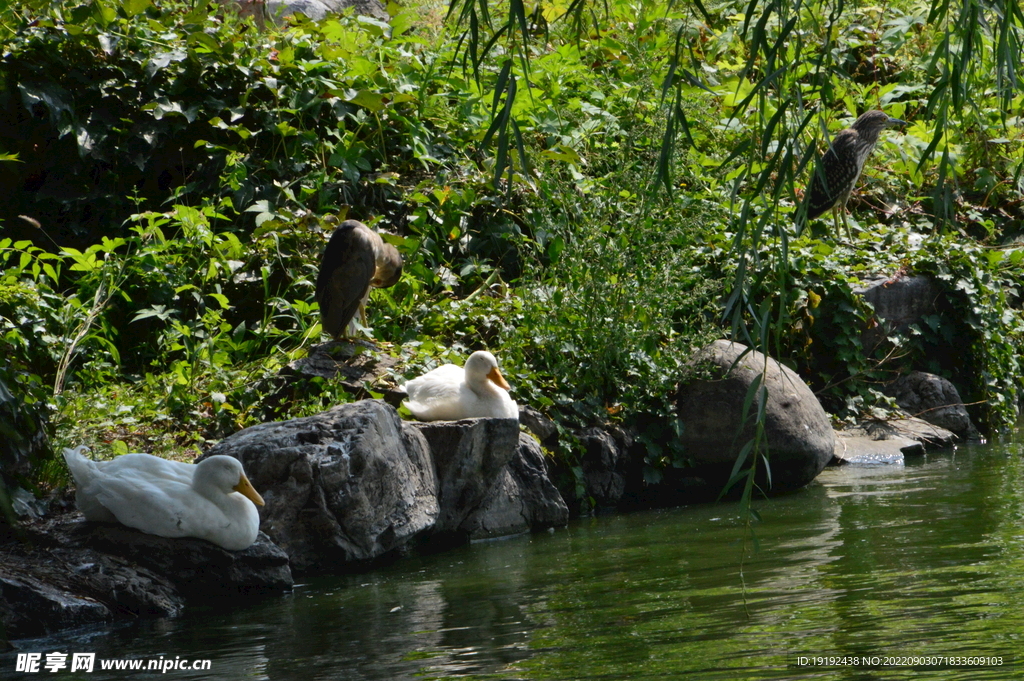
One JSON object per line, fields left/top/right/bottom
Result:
{"left": 6, "top": 440, "right": 1024, "bottom": 680}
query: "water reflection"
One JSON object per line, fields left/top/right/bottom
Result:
{"left": 6, "top": 444, "right": 1024, "bottom": 680}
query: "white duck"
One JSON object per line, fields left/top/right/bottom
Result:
{"left": 63, "top": 447, "right": 265, "bottom": 551}
{"left": 401, "top": 351, "right": 519, "bottom": 421}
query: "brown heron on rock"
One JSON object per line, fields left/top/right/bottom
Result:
{"left": 803, "top": 110, "right": 907, "bottom": 240}
{"left": 316, "top": 219, "right": 403, "bottom": 341}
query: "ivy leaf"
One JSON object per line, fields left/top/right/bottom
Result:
{"left": 208, "top": 293, "right": 231, "bottom": 309}
{"left": 17, "top": 83, "right": 73, "bottom": 129}
{"left": 97, "top": 34, "right": 119, "bottom": 55}
{"left": 145, "top": 50, "right": 187, "bottom": 78}
{"left": 132, "top": 305, "right": 176, "bottom": 323}
{"left": 345, "top": 90, "right": 385, "bottom": 112}
{"left": 143, "top": 97, "right": 199, "bottom": 123}
{"left": 121, "top": 0, "right": 152, "bottom": 17}
{"left": 356, "top": 15, "right": 392, "bottom": 38}
{"left": 91, "top": 0, "right": 117, "bottom": 27}
{"left": 188, "top": 31, "right": 220, "bottom": 53}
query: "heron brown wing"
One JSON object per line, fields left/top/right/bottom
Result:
{"left": 807, "top": 129, "right": 862, "bottom": 219}
{"left": 316, "top": 222, "right": 378, "bottom": 339}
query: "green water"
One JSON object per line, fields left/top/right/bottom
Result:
{"left": 6, "top": 440, "right": 1024, "bottom": 680}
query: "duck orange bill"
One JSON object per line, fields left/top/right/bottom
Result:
{"left": 233, "top": 474, "right": 266, "bottom": 507}
{"left": 487, "top": 366, "right": 511, "bottom": 390}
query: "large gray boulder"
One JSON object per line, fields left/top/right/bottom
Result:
{"left": 854, "top": 275, "right": 942, "bottom": 353}
{"left": 578, "top": 426, "right": 634, "bottom": 508}
{"left": 218, "top": 0, "right": 389, "bottom": 34}
{"left": 461, "top": 433, "right": 569, "bottom": 539}
{"left": 204, "top": 400, "right": 438, "bottom": 572}
{"left": 0, "top": 520, "right": 184, "bottom": 641}
{"left": 675, "top": 340, "right": 835, "bottom": 493}
{"left": 408, "top": 418, "right": 520, "bottom": 538}
{"left": 229, "top": 0, "right": 389, "bottom": 23}
{"left": 884, "top": 371, "right": 980, "bottom": 440}
{"left": 0, "top": 519, "right": 292, "bottom": 643}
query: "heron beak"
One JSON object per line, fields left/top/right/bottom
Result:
{"left": 887, "top": 117, "right": 908, "bottom": 127}
{"left": 487, "top": 366, "right": 512, "bottom": 391}
{"left": 234, "top": 474, "right": 266, "bottom": 507}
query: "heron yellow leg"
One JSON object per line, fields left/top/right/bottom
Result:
{"left": 833, "top": 206, "right": 853, "bottom": 242}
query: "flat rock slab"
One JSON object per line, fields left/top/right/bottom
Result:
{"left": 1, "top": 570, "right": 121, "bottom": 642}
{"left": 1, "top": 510, "right": 294, "bottom": 643}
{"left": 0, "top": 518, "right": 196, "bottom": 641}
{"left": 284, "top": 343, "right": 404, "bottom": 406}
{"left": 832, "top": 434, "right": 921, "bottom": 466}
{"left": 843, "top": 418, "right": 957, "bottom": 450}
{"left": 83, "top": 525, "right": 292, "bottom": 597}
{"left": 204, "top": 400, "right": 438, "bottom": 572}
{"left": 0, "top": 541, "right": 180, "bottom": 642}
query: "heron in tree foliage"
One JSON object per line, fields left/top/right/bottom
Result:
{"left": 803, "top": 110, "right": 907, "bottom": 240}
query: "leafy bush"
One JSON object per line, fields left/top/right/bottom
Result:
{"left": 705, "top": 222, "right": 1024, "bottom": 433}
{"left": 2, "top": 0, "right": 1022, "bottom": 497}
{"left": 0, "top": 0, "right": 492, "bottom": 242}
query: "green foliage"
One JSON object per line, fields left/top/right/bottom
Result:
{"left": 506, "top": 187, "right": 720, "bottom": 422}
{"left": 705, "top": 221, "right": 1024, "bottom": 432}
{"left": 1, "top": 204, "right": 341, "bottom": 457}
{"left": 914, "top": 237, "right": 1024, "bottom": 430}
{"left": 0, "top": 0, "right": 493, "bottom": 239}
{"left": 1, "top": 0, "right": 1022, "bottom": 517}
{"left": 0, "top": 373, "right": 50, "bottom": 492}
{"left": 445, "top": 0, "right": 1024, "bottom": 452}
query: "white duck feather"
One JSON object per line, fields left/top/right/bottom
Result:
{"left": 63, "top": 447, "right": 265, "bottom": 551}
{"left": 401, "top": 351, "right": 519, "bottom": 421}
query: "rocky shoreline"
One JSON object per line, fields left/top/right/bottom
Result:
{"left": 1, "top": 399, "right": 570, "bottom": 645}
{"left": 1, "top": 338, "right": 977, "bottom": 648}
